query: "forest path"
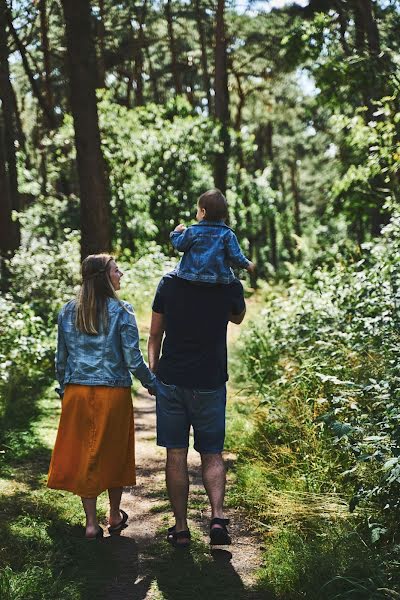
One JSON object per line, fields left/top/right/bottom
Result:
{"left": 98, "top": 389, "right": 266, "bottom": 600}
{"left": 97, "top": 304, "right": 267, "bottom": 600}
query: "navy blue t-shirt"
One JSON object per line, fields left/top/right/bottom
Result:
{"left": 152, "top": 273, "right": 245, "bottom": 389}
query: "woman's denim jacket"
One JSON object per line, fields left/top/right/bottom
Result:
{"left": 170, "top": 221, "right": 250, "bottom": 284}
{"left": 55, "top": 298, "right": 155, "bottom": 397}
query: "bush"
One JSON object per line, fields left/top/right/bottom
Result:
{"left": 237, "top": 213, "right": 400, "bottom": 531}
{"left": 0, "top": 233, "right": 80, "bottom": 436}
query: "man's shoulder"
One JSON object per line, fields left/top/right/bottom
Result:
{"left": 156, "top": 273, "right": 243, "bottom": 295}
{"left": 155, "top": 272, "right": 179, "bottom": 295}
{"left": 158, "top": 271, "right": 178, "bottom": 286}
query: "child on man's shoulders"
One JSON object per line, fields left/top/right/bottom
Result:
{"left": 170, "top": 188, "right": 255, "bottom": 285}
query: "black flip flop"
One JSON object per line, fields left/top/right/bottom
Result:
{"left": 167, "top": 525, "right": 176, "bottom": 543}
{"left": 210, "top": 518, "right": 231, "bottom": 545}
{"left": 108, "top": 509, "right": 129, "bottom": 536}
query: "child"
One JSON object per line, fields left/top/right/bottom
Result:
{"left": 170, "top": 188, "right": 255, "bottom": 284}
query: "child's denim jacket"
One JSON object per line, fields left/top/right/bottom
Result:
{"left": 55, "top": 298, "right": 155, "bottom": 397}
{"left": 170, "top": 220, "right": 250, "bottom": 284}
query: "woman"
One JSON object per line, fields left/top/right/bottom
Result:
{"left": 47, "top": 254, "right": 155, "bottom": 540}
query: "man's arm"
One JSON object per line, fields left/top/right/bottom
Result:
{"left": 229, "top": 307, "right": 246, "bottom": 325}
{"left": 229, "top": 279, "right": 246, "bottom": 324}
{"left": 148, "top": 311, "right": 165, "bottom": 372}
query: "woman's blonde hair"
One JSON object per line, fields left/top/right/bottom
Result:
{"left": 75, "top": 253, "right": 117, "bottom": 335}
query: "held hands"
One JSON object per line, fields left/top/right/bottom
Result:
{"left": 174, "top": 223, "right": 187, "bottom": 233}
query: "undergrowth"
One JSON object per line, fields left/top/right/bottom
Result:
{"left": 227, "top": 215, "right": 400, "bottom": 599}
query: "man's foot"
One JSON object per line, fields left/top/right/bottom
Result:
{"left": 167, "top": 525, "right": 191, "bottom": 548}
{"left": 210, "top": 518, "right": 231, "bottom": 545}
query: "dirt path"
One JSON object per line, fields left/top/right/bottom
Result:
{"left": 99, "top": 386, "right": 266, "bottom": 600}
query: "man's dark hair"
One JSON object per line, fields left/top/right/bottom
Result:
{"left": 198, "top": 189, "right": 228, "bottom": 222}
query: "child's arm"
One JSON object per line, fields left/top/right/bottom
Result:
{"left": 225, "top": 231, "right": 253, "bottom": 270}
{"left": 170, "top": 225, "right": 194, "bottom": 252}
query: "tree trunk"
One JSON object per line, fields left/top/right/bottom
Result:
{"left": 96, "top": 0, "right": 107, "bottom": 88}
{"left": 0, "top": 1, "right": 20, "bottom": 255}
{"left": 4, "top": 3, "right": 56, "bottom": 129}
{"left": 289, "top": 161, "right": 301, "bottom": 237}
{"left": 214, "top": 0, "right": 230, "bottom": 194}
{"left": 233, "top": 70, "right": 245, "bottom": 131}
{"left": 0, "top": 119, "right": 18, "bottom": 290}
{"left": 145, "top": 46, "right": 160, "bottom": 104}
{"left": 354, "top": 0, "right": 380, "bottom": 56}
{"left": 165, "top": 0, "right": 182, "bottom": 96}
{"left": 269, "top": 215, "right": 278, "bottom": 270}
{"left": 352, "top": 0, "right": 381, "bottom": 107}
{"left": 134, "top": 0, "right": 147, "bottom": 106}
{"left": 255, "top": 122, "right": 273, "bottom": 169}
{"left": 334, "top": 0, "right": 350, "bottom": 56}
{"left": 61, "top": 0, "right": 111, "bottom": 260}
{"left": 194, "top": 0, "right": 212, "bottom": 113}
{"left": 39, "top": 0, "right": 54, "bottom": 112}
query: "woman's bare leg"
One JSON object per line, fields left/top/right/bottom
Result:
{"left": 108, "top": 486, "right": 123, "bottom": 527}
{"left": 81, "top": 497, "right": 99, "bottom": 537}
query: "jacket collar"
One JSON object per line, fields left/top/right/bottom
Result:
{"left": 194, "top": 220, "right": 230, "bottom": 229}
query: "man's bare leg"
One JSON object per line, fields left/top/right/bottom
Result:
{"left": 166, "top": 448, "right": 189, "bottom": 538}
{"left": 201, "top": 452, "right": 226, "bottom": 528}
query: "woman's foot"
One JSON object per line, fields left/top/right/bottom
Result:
{"left": 108, "top": 509, "right": 129, "bottom": 535}
{"left": 85, "top": 525, "right": 103, "bottom": 541}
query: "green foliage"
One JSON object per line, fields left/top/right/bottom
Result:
{"left": 237, "top": 212, "right": 400, "bottom": 533}
{"left": 37, "top": 96, "right": 217, "bottom": 253}
{"left": 118, "top": 243, "right": 176, "bottom": 318}
{"left": 0, "top": 233, "right": 80, "bottom": 438}
{"left": 257, "top": 524, "right": 384, "bottom": 600}
{"left": 9, "top": 232, "right": 81, "bottom": 323}
{"left": 0, "top": 296, "right": 52, "bottom": 429}
{"left": 330, "top": 96, "right": 400, "bottom": 232}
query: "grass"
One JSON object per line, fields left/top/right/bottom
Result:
{"left": 225, "top": 303, "right": 400, "bottom": 600}
{"left": 0, "top": 386, "right": 114, "bottom": 600}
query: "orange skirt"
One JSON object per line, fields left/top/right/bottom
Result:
{"left": 47, "top": 384, "right": 135, "bottom": 497}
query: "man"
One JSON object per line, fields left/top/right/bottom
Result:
{"left": 148, "top": 271, "right": 246, "bottom": 547}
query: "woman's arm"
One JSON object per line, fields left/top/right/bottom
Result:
{"left": 55, "top": 311, "right": 68, "bottom": 399}
{"left": 120, "top": 307, "right": 155, "bottom": 388}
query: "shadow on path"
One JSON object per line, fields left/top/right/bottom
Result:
{"left": 141, "top": 538, "right": 269, "bottom": 600}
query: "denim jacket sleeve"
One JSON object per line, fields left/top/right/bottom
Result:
{"left": 170, "top": 227, "right": 194, "bottom": 252}
{"left": 225, "top": 231, "right": 250, "bottom": 269}
{"left": 120, "top": 305, "right": 156, "bottom": 388}
{"left": 55, "top": 309, "right": 68, "bottom": 399}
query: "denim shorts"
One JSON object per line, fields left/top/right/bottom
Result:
{"left": 155, "top": 380, "right": 227, "bottom": 454}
